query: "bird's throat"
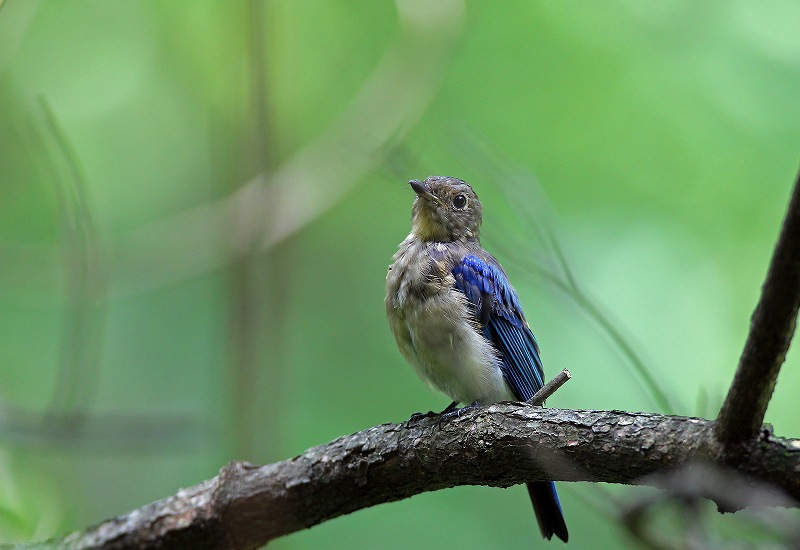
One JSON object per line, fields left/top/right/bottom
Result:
{"left": 412, "top": 211, "right": 449, "bottom": 242}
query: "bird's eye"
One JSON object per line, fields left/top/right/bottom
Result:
{"left": 452, "top": 194, "right": 467, "bottom": 209}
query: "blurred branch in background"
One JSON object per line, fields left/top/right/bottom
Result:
{"left": 0, "top": 0, "right": 465, "bottom": 460}
{"left": 224, "top": 0, "right": 283, "bottom": 463}
{"left": 0, "top": 1, "right": 465, "bottom": 299}
{"left": 456, "top": 135, "right": 675, "bottom": 414}
{"left": 35, "top": 96, "right": 107, "bottom": 428}
{"left": 108, "top": 0, "right": 465, "bottom": 298}
{"left": 0, "top": 403, "right": 204, "bottom": 452}
{"left": 622, "top": 462, "right": 800, "bottom": 549}
{"left": 0, "top": 97, "right": 209, "bottom": 453}
{"left": 222, "top": 0, "right": 467, "bottom": 463}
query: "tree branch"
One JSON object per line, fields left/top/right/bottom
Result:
{"left": 59, "top": 405, "right": 800, "bottom": 550}
{"left": 714, "top": 168, "right": 800, "bottom": 448}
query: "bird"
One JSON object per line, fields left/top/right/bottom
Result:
{"left": 385, "top": 175, "right": 568, "bottom": 543}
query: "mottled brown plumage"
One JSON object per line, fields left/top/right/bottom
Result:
{"left": 386, "top": 176, "right": 568, "bottom": 543}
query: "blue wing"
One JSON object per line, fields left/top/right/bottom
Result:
{"left": 453, "top": 255, "right": 568, "bottom": 542}
{"left": 452, "top": 254, "right": 545, "bottom": 401}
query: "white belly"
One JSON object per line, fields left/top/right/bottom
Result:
{"left": 393, "top": 291, "right": 514, "bottom": 405}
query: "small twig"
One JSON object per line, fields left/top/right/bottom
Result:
{"left": 529, "top": 369, "right": 571, "bottom": 406}
{"left": 714, "top": 169, "right": 800, "bottom": 447}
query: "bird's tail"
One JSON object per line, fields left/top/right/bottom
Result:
{"left": 526, "top": 481, "right": 568, "bottom": 543}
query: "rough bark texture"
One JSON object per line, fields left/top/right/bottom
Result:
{"left": 58, "top": 405, "right": 800, "bottom": 550}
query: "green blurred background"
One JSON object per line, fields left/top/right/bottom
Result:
{"left": 1, "top": 1, "right": 799, "bottom": 548}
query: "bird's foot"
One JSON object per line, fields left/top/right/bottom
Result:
{"left": 409, "top": 401, "right": 459, "bottom": 422}
{"left": 409, "top": 410, "right": 440, "bottom": 422}
{"left": 409, "top": 401, "right": 481, "bottom": 425}
{"left": 439, "top": 400, "right": 481, "bottom": 420}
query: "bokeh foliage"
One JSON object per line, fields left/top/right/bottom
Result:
{"left": 1, "top": 1, "right": 799, "bottom": 548}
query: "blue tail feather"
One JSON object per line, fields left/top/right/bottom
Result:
{"left": 526, "top": 481, "right": 568, "bottom": 542}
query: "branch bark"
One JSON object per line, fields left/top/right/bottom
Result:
{"left": 714, "top": 168, "right": 800, "bottom": 448}
{"left": 60, "top": 405, "right": 800, "bottom": 550}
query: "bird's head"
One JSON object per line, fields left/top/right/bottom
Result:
{"left": 409, "top": 176, "right": 482, "bottom": 243}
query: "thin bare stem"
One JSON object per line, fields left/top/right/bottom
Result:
{"left": 714, "top": 169, "right": 800, "bottom": 447}
{"left": 37, "top": 96, "right": 108, "bottom": 424}
{"left": 529, "top": 369, "right": 571, "bottom": 406}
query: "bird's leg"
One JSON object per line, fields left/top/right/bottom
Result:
{"left": 440, "top": 401, "right": 459, "bottom": 415}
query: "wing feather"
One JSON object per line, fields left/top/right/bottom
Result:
{"left": 452, "top": 254, "right": 545, "bottom": 401}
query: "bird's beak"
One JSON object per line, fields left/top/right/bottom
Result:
{"left": 409, "top": 180, "right": 439, "bottom": 203}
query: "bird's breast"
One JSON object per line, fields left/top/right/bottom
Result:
{"left": 385, "top": 239, "right": 512, "bottom": 404}
{"left": 386, "top": 240, "right": 454, "bottom": 310}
